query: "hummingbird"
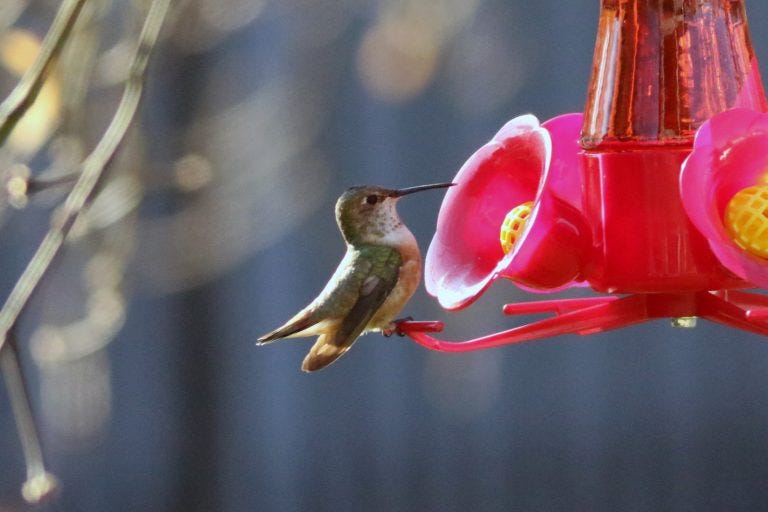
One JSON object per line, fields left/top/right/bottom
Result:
{"left": 257, "top": 182, "right": 455, "bottom": 372}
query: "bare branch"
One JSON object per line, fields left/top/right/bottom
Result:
{"left": 0, "top": 0, "right": 172, "bottom": 354}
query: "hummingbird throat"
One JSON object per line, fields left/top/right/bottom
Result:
{"left": 361, "top": 200, "right": 406, "bottom": 244}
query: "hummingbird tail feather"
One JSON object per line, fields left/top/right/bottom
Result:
{"left": 302, "top": 335, "right": 351, "bottom": 372}
{"left": 257, "top": 312, "right": 318, "bottom": 344}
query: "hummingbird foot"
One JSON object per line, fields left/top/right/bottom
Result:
{"left": 383, "top": 317, "right": 414, "bottom": 337}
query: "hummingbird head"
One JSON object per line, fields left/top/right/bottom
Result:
{"left": 335, "top": 182, "right": 455, "bottom": 245}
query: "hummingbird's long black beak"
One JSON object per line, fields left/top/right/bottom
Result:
{"left": 390, "top": 182, "right": 456, "bottom": 198}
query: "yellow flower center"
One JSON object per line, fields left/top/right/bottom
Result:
{"left": 500, "top": 202, "right": 534, "bottom": 254}
{"left": 724, "top": 185, "right": 768, "bottom": 259}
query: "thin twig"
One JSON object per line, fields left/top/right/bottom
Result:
{"left": 0, "top": 0, "right": 88, "bottom": 145}
{"left": 0, "top": 333, "right": 58, "bottom": 504}
{"left": 0, "top": 0, "right": 172, "bottom": 354}
{"left": 26, "top": 171, "right": 81, "bottom": 193}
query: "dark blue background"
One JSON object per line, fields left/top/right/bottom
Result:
{"left": 4, "top": 1, "right": 768, "bottom": 511}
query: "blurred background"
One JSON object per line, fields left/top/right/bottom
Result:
{"left": 1, "top": 0, "right": 768, "bottom": 510}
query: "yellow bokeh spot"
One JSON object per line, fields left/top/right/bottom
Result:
{"left": 500, "top": 202, "right": 534, "bottom": 254}
{"left": 174, "top": 153, "right": 214, "bottom": 192}
{"left": 0, "top": 30, "right": 41, "bottom": 75}
{"left": 356, "top": 18, "right": 439, "bottom": 103}
{"left": 724, "top": 185, "right": 768, "bottom": 259}
{"left": 0, "top": 29, "right": 61, "bottom": 155}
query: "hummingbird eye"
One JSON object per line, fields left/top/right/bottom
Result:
{"left": 365, "top": 195, "right": 379, "bottom": 205}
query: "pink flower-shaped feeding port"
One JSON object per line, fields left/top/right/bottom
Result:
{"left": 424, "top": 113, "right": 590, "bottom": 310}
{"left": 681, "top": 108, "right": 768, "bottom": 289}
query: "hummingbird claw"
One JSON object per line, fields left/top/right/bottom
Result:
{"left": 382, "top": 317, "right": 413, "bottom": 337}
{"left": 394, "top": 316, "right": 414, "bottom": 337}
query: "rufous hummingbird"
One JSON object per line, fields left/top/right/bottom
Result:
{"left": 257, "top": 182, "right": 454, "bottom": 372}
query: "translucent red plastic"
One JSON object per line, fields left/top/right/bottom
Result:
{"left": 581, "top": 148, "right": 746, "bottom": 293}
{"left": 582, "top": 0, "right": 767, "bottom": 149}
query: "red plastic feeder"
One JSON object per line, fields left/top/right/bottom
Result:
{"left": 400, "top": 0, "right": 768, "bottom": 350}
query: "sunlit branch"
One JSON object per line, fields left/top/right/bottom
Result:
{"left": 0, "top": 333, "right": 58, "bottom": 504}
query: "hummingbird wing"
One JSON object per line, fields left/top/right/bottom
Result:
{"left": 302, "top": 246, "right": 402, "bottom": 372}
{"left": 257, "top": 250, "right": 364, "bottom": 343}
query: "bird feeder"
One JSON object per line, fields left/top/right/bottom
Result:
{"left": 399, "top": 0, "right": 768, "bottom": 350}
